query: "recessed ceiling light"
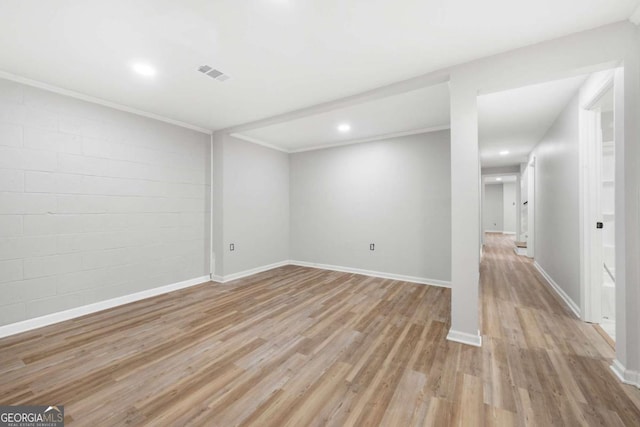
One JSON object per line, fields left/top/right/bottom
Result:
{"left": 131, "top": 62, "right": 156, "bottom": 77}
{"left": 499, "top": 150, "right": 509, "bottom": 156}
{"left": 496, "top": 177, "right": 503, "bottom": 181}
{"left": 337, "top": 123, "right": 351, "bottom": 133}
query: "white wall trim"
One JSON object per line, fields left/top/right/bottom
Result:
{"left": 212, "top": 261, "right": 290, "bottom": 283}
{"left": 231, "top": 125, "right": 451, "bottom": 155}
{"left": 446, "top": 329, "right": 482, "bottom": 347}
{"left": 0, "top": 71, "right": 212, "bottom": 135}
{"left": 289, "top": 260, "right": 451, "bottom": 288}
{"left": 289, "top": 125, "right": 451, "bottom": 154}
{"left": 611, "top": 359, "right": 640, "bottom": 389}
{"left": 0, "top": 275, "right": 211, "bottom": 339}
{"left": 229, "top": 133, "right": 290, "bottom": 153}
{"left": 534, "top": 261, "right": 581, "bottom": 318}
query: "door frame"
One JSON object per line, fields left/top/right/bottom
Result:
{"left": 579, "top": 71, "right": 615, "bottom": 324}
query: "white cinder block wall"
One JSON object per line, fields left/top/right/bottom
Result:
{"left": 0, "top": 79, "right": 211, "bottom": 326}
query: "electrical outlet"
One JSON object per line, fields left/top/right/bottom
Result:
{"left": 230, "top": 243, "right": 235, "bottom": 251}
{"left": 370, "top": 243, "right": 375, "bottom": 251}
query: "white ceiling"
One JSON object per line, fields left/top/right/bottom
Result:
{"left": 0, "top": 0, "right": 637, "bottom": 131}
{"left": 236, "top": 84, "right": 450, "bottom": 152}
{"left": 478, "top": 75, "right": 587, "bottom": 167}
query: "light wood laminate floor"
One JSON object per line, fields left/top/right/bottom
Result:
{"left": 1, "top": 234, "right": 639, "bottom": 425}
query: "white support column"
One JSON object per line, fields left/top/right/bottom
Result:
{"left": 447, "top": 79, "right": 482, "bottom": 347}
{"left": 611, "top": 31, "right": 640, "bottom": 388}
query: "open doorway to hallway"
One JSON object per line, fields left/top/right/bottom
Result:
{"left": 481, "top": 174, "right": 519, "bottom": 250}
{"left": 478, "top": 68, "right": 624, "bottom": 350}
{"left": 477, "top": 75, "right": 586, "bottom": 261}
{"left": 582, "top": 79, "right": 617, "bottom": 342}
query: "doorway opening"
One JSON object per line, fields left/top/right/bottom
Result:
{"left": 582, "top": 75, "right": 616, "bottom": 342}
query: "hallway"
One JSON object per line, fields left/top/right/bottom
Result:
{"left": 480, "top": 233, "right": 640, "bottom": 425}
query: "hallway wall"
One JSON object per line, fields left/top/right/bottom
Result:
{"left": 503, "top": 182, "right": 517, "bottom": 233}
{"left": 483, "top": 183, "right": 503, "bottom": 232}
{"left": 530, "top": 94, "right": 581, "bottom": 306}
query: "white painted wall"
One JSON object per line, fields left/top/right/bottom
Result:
{"left": 503, "top": 182, "right": 516, "bottom": 233}
{"left": 211, "top": 134, "right": 289, "bottom": 278}
{"left": 530, "top": 94, "right": 581, "bottom": 306}
{"left": 0, "top": 78, "right": 211, "bottom": 326}
{"left": 483, "top": 184, "right": 503, "bottom": 232}
{"left": 290, "top": 131, "right": 451, "bottom": 282}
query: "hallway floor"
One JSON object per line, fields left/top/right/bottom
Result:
{"left": 481, "top": 233, "right": 640, "bottom": 425}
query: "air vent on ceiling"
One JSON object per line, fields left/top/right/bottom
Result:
{"left": 198, "top": 65, "right": 231, "bottom": 82}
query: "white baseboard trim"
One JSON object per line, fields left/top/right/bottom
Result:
{"left": 534, "top": 261, "right": 581, "bottom": 318}
{"left": 213, "top": 260, "right": 290, "bottom": 284}
{"left": 611, "top": 359, "right": 640, "bottom": 389}
{"left": 502, "top": 231, "right": 516, "bottom": 235}
{"left": 446, "top": 328, "right": 483, "bottom": 347}
{"left": 289, "top": 260, "right": 451, "bottom": 288}
{"left": 0, "top": 275, "right": 211, "bottom": 339}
